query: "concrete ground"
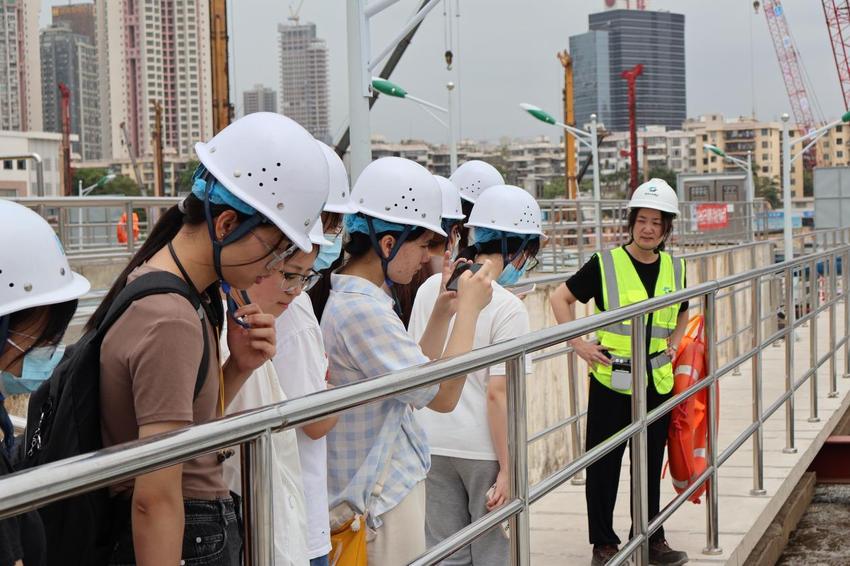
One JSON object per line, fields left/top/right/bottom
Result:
{"left": 528, "top": 308, "right": 850, "bottom": 565}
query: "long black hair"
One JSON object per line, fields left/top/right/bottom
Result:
{"left": 0, "top": 300, "right": 78, "bottom": 367}
{"left": 85, "top": 193, "right": 278, "bottom": 332}
{"left": 626, "top": 208, "right": 675, "bottom": 252}
{"left": 308, "top": 227, "right": 426, "bottom": 323}
{"left": 457, "top": 234, "right": 541, "bottom": 264}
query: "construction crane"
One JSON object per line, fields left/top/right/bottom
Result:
{"left": 621, "top": 64, "right": 643, "bottom": 194}
{"left": 288, "top": 0, "right": 304, "bottom": 24}
{"left": 822, "top": 1, "right": 850, "bottom": 111}
{"left": 58, "top": 83, "right": 72, "bottom": 197}
{"left": 152, "top": 100, "right": 165, "bottom": 197}
{"left": 119, "top": 121, "right": 146, "bottom": 194}
{"left": 557, "top": 50, "right": 577, "bottom": 199}
{"left": 756, "top": 0, "right": 819, "bottom": 165}
{"left": 210, "top": 0, "right": 231, "bottom": 133}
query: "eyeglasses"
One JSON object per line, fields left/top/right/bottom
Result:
{"left": 249, "top": 230, "right": 298, "bottom": 272}
{"left": 276, "top": 269, "right": 322, "bottom": 293}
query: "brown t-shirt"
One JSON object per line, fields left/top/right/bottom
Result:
{"left": 99, "top": 265, "right": 229, "bottom": 499}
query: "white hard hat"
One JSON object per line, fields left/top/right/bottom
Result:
{"left": 316, "top": 140, "right": 357, "bottom": 214}
{"left": 465, "top": 184, "right": 546, "bottom": 237}
{"left": 0, "top": 200, "right": 91, "bottom": 318}
{"left": 449, "top": 160, "right": 504, "bottom": 204}
{"left": 433, "top": 175, "right": 465, "bottom": 220}
{"left": 350, "top": 157, "right": 446, "bottom": 237}
{"left": 194, "top": 112, "right": 330, "bottom": 253}
{"left": 628, "top": 178, "right": 679, "bottom": 216}
{"left": 308, "top": 220, "right": 333, "bottom": 246}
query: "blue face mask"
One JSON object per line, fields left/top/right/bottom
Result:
{"left": 497, "top": 262, "right": 528, "bottom": 287}
{"left": 314, "top": 234, "right": 342, "bottom": 271}
{"left": 0, "top": 339, "right": 65, "bottom": 395}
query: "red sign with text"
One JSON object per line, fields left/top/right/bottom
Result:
{"left": 696, "top": 204, "right": 728, "bottom": 231}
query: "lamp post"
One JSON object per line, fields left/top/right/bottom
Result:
{"left": 520, "top": 102, "right": 602, "bottom": 248}
{"left": 371, "top": 77, "right": 458, "bottom": 172}
{"left": 704, "top": 143, "right": 755, "bottom": 241}
{"left": 780, "top": 110, "right": 850, "bottom": 260}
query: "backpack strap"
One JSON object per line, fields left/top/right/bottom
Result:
{"left": 99, "top": 272, "right": 210, "bottom": 400}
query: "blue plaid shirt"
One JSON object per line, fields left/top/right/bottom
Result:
{"left": 321, "top": 274, "right": 438, "bottom": 527}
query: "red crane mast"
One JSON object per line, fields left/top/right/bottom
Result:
{"left": 822, "top": 0, "right": 850, "bottom": 111}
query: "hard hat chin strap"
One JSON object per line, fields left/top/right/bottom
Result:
{"left": 364, "top": 217, "right": 413, "bottom": 316}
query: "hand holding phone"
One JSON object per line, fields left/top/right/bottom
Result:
{"left": 446, "top": 262, "right": 483, "bottom": 291}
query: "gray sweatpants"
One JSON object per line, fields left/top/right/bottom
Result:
{"left": 425, "top": 455, "right": 509, "bottom": 565}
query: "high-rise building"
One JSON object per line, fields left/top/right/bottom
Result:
{"left": 278, "top": 22, "right": 330, "bottom": 142}
{"left": 52, "top": 3, "right": 95, "bottom": 41}
{"left": 41, "top": 24, "right": 102, "bottom": 160}
{"left": 571, "top": 9, "right": 685, "bottom": 132}
{"left": 570, "top": 30, "right": 611, "bottom": 131}
{"left": 0, "top": 1, "right": 42, "bottom": 131}
{"left": 95, "top": 0, "right": 213, "bottom": 160}
{"left": 243, "top": 84, "right": 278, "bottom": 116}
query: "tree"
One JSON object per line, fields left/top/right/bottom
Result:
{"left": 176, "top": 159, "right": 200, "bottom": 193}
{"left": 646, "top": 165, "right": 677, "bottom": 187}
{"left": 541, "top": 178, "right": 566, "bottom": 199}
{"left": 754, "top": 174, "right": 780, "bottom": 209}
{"left": 73, "top": 167, "right": 142, "bottom": 196}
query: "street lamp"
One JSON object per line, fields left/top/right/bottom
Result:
{"left": 703, "top": 143, "right": 755, "bottom": 241}
{"left": 780, "top": 110, "right": 850, "bottom": 260}
{"left": 520, "top": 102, "right": 602, "bottom": 248}
{"left": 78, "top": 173, "right": 117, "bottom": 197}
{"left": 371, "top": 77, "right": 458, "bottom": 172}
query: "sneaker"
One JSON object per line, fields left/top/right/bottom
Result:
{"left": 591, "top": 544, "right": 619, "bottom": 566}
{"left": 648, "top": 539, "right": 689, "bottom": 565}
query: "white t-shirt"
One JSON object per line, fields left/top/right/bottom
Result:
{"left": 409, "top": 273, "right": 531, "bottom": 460}
{"left": 220, "top": 318, "right": 309, "bottom": 566}
{"left": 273, "top": 293, "right": 332, "bottom": 560}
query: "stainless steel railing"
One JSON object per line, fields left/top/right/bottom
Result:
{"left": 1, "top": 242, "right": 848, "bottom": 565}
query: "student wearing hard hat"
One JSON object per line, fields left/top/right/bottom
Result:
{"left": 313, "top": 157, "right": 495, "bottom": 566}
{"left": 0, "top": 200, "right": 92, "bottom": 566}
{"left": 90, "top": 113, "right": 330, "bottom": 566}
{"left": 409, "top": 184, "right": 544, "bottom": 565}
{"left": 449, "top": 160, "right": 505, "bottom": 249}
{"left": 550, "top": 179, "right": 690, "bottom": 566}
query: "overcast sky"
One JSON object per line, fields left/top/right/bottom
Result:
{"left": 42, "top": 1, "right": 844, "bottom": 144}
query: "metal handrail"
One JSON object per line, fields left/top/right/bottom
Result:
{"left": 1, "top": 243, "right": 848, "bottom": 565}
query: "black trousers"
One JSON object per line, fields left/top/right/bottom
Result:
{"left": 585, "top": 375, "right": 672, "bottom": 546}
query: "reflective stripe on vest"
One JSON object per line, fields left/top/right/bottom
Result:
{"left": 593, "top": 247, "right": 685, "bottom": 395}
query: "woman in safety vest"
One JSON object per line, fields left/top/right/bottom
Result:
{"left": 409, "top": 184, "right": 544, "bottom": 565}
{"left": 0, "top": 200, "right": 92, "bottom": 566}
{"left": 313, "top": 156, "right": 495, "bottom": 566}
{"left": 550, "top": 179, "right": 690, "bottom": 566}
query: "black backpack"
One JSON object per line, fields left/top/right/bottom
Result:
{"left": 18, "top": 271, "right": 214, "bottom": 566}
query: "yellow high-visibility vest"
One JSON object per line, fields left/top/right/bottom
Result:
{"left": 592, "top": 247, "right": 684, "bottom": 395}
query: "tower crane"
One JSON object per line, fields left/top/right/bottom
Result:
{"left": 821, "top": 1, "right": 850, "bottom": 111}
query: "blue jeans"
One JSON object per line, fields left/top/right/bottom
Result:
{"left": 109, "top": 496, "right": 243, "bottom": 565}
{"left": 310, "top": 555, "right": 330, "bottom": 566}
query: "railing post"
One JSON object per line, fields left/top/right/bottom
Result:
{"left": 784, "top": 267, "right": 798, "bottom": 454}
{"left": 809, "top": 258, "right": 820, "bottom": 423}
{"left": 750, "top": 277, "right": 767, "bottom": 495}
{"left": 844, "top": 249, "right": 850, "bottom": 379}
{"left": 703, "top": 291, "right": 723, "bottom": 555}
{"left": 506, "top": 354, "right": 530, "bottom": 566}
{"left": 829, "top": 252, "right": 838, "bottom": 398}
{"left": 629, "top": 314, "right": 649, "bottom": 566}
{"left": 249, "top": 431, "right": 274, "bottom": 566}
{"left": 567, "top": 349, "right": 585, "bottom": 486}
{"left": 729, "top": 251, "right": 741, "bottom": 375}
{"left": 124, "top": 201, "right": 135, "bottom": 254}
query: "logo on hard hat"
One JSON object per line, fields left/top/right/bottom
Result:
{"left": 648, "top": 186, "right": 658, "bottom": 193}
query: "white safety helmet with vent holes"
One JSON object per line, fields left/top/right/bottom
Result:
{"left": 628, "top": 178, "right": 679, "bottom": 216}
{"left": 308, "top": 220, "right": 333, "bottom": 246}
{"left": 466, "top": 184, "right": 546, "bottom": 237}
{"left": 350, "top": 157, "right": 446, "bottom": 236}
{"left": 449, "top": 160, "right": 505, "bottom": 204}
{"left": 316, "top": 140, "right": 357, "bottom": 214}
{"left": 194, "top": 112, "right": 330, "bottom": 253}
{"left": 433, "top": 175, "right": 465, "bottom": 220}
{"left": 0, "top": 200, "right": 91, "bottom": 318}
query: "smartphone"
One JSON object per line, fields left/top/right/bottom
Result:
{"left": 446, "top": 262, "right": 482, "bottom": 291}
